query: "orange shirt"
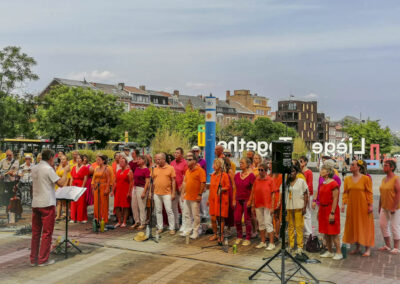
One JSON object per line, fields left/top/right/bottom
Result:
{"left": 152, "top": 164, "right": 176, "bottom": 195}
{"left": 209, "top": 172, "right": 230, "bottom": 196}
{"left": 380, "top": 176, "right": 400, "bottom": 210}
{"left": 184, "top": 165, "right": 206, "bottom": 201}
{"left": 253, "top": 176, "right": 274, "bottom": 209}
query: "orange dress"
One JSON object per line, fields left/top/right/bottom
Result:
{"left": 342, "top": 175, "right": 375, "bottom": 247}
{"left": 209, "top": 172, "right": 230, "bottom": 218}
{"left": 92, "top": 166, "right": 111, "bottom": 223}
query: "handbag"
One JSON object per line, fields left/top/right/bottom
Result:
{"left": 305, "top": 234, "right": 322, "bottom": 253}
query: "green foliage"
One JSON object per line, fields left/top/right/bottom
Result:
{"left": 117, "top": 105, "right": 204, "bottom": 147}
{"left": 343, "top": 120, "right": 393, "bottom": 154}
{"left": 150, "top": 128, "right": 191, "bottom": 156}
{"left": 0, "top": 46, "right": 39, "bottom": 94}
{"left": 35, "top": 86, "right": 123, "bottom": 147}
{"left": 292, "top": 137, "right": 308, "bottom": 159}
{"left": 219, "top": 117, "right": 297, "bottom": 142}
{"left": 0, "top": 92, "right": 36, "bottom": 139}
{"left": 66, "top": 149, "right": 116, "bottom": 164}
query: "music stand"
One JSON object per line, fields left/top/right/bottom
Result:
{"left": 54, "top": 199, "right": 82, "bottom": 259}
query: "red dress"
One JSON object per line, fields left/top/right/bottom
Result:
{"left": 114, "top": 168, "right": 131, "bottom": 208}
{"left": 70, "top": 165, "right": 89, "bottom": 222}
{"left": 318, "top": 180, "right": 340, "bottom": 235}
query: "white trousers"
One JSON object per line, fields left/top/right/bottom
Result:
{"left": 303, "top": 200, "right": 313, "bottom": 237}
{"left": 255, "top": 207, "right": 274, "bottom": 233}
{"left": 154, "top": 194, "right": 175, "bottom": 230}
{"left": 380, "top": 209, "right": 400, "bottom": 240}
{"left": 184, "top": 200, "right": 200, "bottom": 235}
{"left": 131, "top": 186, "right": 147, "bottom": 225}
{"left": 200, "top": 189, "right": 210, "bottom": 219}
{"left": 171, "top": 192, "right": 183, "bottom": 229}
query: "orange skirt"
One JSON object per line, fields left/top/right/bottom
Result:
{"left": 209, "top": 189, "right": 229, "bottom": 218}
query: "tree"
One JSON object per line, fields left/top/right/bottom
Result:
{"left": 0, "top": 91, "right": 36, "bottom": 139}
{"left": 150, "top": 128, "right": 191, "bottom": 155}
{"left": 250, "top": 117, "right": 297, "bottom": 142}
{"left": 35, "top": 86, "right": 123, "bottom": 147}
{"left": 292, "top": 137, "right": 308, "bottom": 159}
{"left": 174, "top": 107, "right": 205, "bottom": 145}
{"left": 343, "top": 120, "right": 393, "bottom": 154}
{"left": 0, "top": 46, "right": 39, "bottom": 94}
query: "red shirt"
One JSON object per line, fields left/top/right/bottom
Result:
{"left": 253, "top": 176, "right": 274, "bottom": 209}
{"left": 170, "top": 159, "right": 188, "bottom": 190}
{"left": 234, "top": 172, "right": 256, "bottom": 200}
{"left": 303, "top": 169, "right": 313, "bottom": 196}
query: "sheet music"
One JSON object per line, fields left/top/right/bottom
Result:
{"left": 56, "top": 186, "right": 87, "bottom": 201}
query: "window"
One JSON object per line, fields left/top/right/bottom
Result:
{"left": 267, "top": 110, "right": 271, "bottom": 115}
{"left": 254, "top": 99, "right": 261, "bottom": 105}
{"left": 306, "top": 104, "right": 309, "bottom": 110}
{"left": 124, "top": 102, "right": 130, "bottom": 112}
{"left": 304, "top": 122, "right": 306, "bottom": 129}
{"left": 306, "top": 113, "right": 309, "bottom": 119}
{"left": 153, "top": 98, "right": 159, "bottom": 104}
{"left": 288, "top": 103, "right": 297, "bottom": 110}
{"left": 256, "top": 109, "right": 264, "bottom": 115}
{"left": 302, "top": 104, "right": 305, "bottom": 111}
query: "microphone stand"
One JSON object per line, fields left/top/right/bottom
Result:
{"left": 249, "top": 172, "right": 319, "bottom": 283}
{"left": 202, "top": 171, "right": 227, "bottom": 252}
{"left": 144, "top": 166, "right": 158, "bottom": 243}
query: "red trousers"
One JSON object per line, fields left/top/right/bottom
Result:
{"left": 30, "top": 206, "right": 55, "bottom": 265}
{"left": 70, "top": 192, "right": 88, "bottom": 222}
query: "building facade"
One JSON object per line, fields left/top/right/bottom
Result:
{"left": 275, "top": 99, "right": 328, "bottom": 146}
{"left": 225, "top": 90, "right": 271, "bottom": 119}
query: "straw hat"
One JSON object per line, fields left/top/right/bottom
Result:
{"left": 134, "top": 231, "right": 148, "bottom": 242}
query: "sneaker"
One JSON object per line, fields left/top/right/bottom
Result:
{"left": 38, "top": 259, "right": 55, "bottom": 267}
{"left": 235, "top": 238, "right": 242, "bottom": 245}
{"left": 30, "top": 262, "right": 37, "bottom": 267}
{"left": 266, "top": 243, "right": 276, "bottom": 251}
{"left": 256, "top": 242, "right": 267, "bottom": 249}
{"left": 333, "top": 253, "right": 343, "bottom": 260}
{"left": 296, "top": 247, "right": 303, "bottom": 254}
{"left": 320, "top": 251, "right": 335, "bottom": 258}
{"left": 69, "top": 220, "right": 75, "bottom": 223}
{"left": 169, "top": 230, "right": 176, "bottom": 235}
{"left": 242, "top": 240, "right": 251, "bottom": 246}
{"left": 179, "top": 226, "right": 186, "bottom": 232}
{"left": 81, "top": 220, "right": 88, "bottom": 224}
{"left": 190, "top": 233, "right": 198, "bottom": 240}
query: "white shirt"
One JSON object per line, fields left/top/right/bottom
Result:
{"left": 286, "top": 178, "right": 308, "bottom": 210}
{"left": 32, "top": 161, "right": 60, "bottom": 208}
{"left": 19, "top": 163, "right": 33, "bottom": 183}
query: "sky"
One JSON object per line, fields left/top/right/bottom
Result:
{"left": 1, "top": 0, "right": 399, "bottom": 130}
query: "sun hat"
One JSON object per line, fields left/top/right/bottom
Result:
{"left": 134, "top": 231, "right": 148, "bottom": 242}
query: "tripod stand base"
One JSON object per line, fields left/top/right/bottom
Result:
{"left": 249, "top": 248, "right": 319, "bottom": 283}
{"left": 54, "top": 239, "right": 82, "bottom": 259}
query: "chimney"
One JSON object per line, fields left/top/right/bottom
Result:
{"left": 226, "top": 90, "right": 230, "bottom": 102}
{"left": 173, "top": 90, "right": 179, "bottom": 97}
{"left": 117, "top": 82, "right": 125, "bottom": 90}
{"left": 139, "top": 85, "right": 146, "bottom": 91}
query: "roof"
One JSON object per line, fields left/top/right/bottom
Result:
{"left": 90, "top": 82, "right": 129, "bottom": 98}
{"left": 54, "top": 78, "right": 95, "bottom": 89}
{"left": 179, "top": 95, "right": 205, "bottom": 110}
{"left": 228, "top": 101, "right": 254, "bottom": 115}
{"left": 124, "top": 86, "right": 147, "bottom": 95}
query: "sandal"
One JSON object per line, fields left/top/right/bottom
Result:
{"left": 362, "top": 251, "right": 371, "bottom": 257}
{"left": 137, "top": 225, "right": 146, "bottom": 230}
{"left": 390, "top": 248, "right": 400, "bottom": 255}
{"left": 121, "top": 223, "right": 127, "bottom": 228}
{"left": 130, "top": 223, "right": 139, "bottom": 229}
{"left": 114, "top": 223, "right": 121, "bottom": 228}
{"left": 209, "top": 234, "right": 218, "bottom": 241}
{"left": 378, "top": 245, "right": 391, "bottom": 251}
{"left": 349, "top": 249, "right": 361, "bottom": 255}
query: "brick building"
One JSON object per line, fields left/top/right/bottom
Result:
{"left": 275, "top": 99, "right": 328, "bottom": 146}
{"left": 225, "top": 90, "right": 271, "bottom": 119}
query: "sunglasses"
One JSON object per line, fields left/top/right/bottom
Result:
{"left": 258, "top": 168, "right": 266, "bottom": 172}
{"left": 186, "top": 158, "right": 194, "bottom": 161}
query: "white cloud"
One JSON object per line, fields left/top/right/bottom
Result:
{"left": 185, "top": 82, "right": 213, "bottom": 89}
{"left": 66, "top": 70, "right": 116, "bottom": 82}
{"left": 304, "top": 92, "right": 319, "bottom": 99}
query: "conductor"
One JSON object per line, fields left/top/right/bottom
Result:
{"left": 30, "top": 149, "right": 70, "bottom": 267}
